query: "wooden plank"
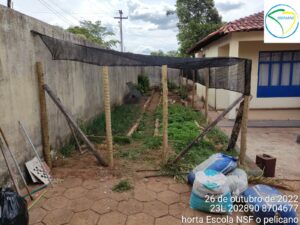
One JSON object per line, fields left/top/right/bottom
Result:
{"left": 172, "top": 95, "right": 244, "bottom": 164}
{"left": 36, "top": 62, "right": 52, "bottom": 168}
{"left": 239, "top": 95, "right": 250, "bottom": 165}
{"left": 43, "top": 84, "right": 108, "bottom": 167}
{"left": 102, "top": 66, "right": 114, "bottom": 168}
{"left": 226, "top": 100, "right": 244, "bottom": 151}
{"left": 162, "top": 65, "right": 169, "bottom": 163}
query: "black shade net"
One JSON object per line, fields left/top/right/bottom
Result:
{"left": 32, "top": 31, "right": 251, "bottom": 95}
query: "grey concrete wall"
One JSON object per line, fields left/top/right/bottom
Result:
{"left": 0, "top": 6, "right": 180, "bottom": 185}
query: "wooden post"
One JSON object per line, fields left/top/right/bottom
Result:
{"left": 227, "top": 100, "right": 244, "bottom": 151}
{"left": 192, "top": 70, "right": 196, "bottom": 107}
{"left": 205, "top": 69, "right": 210, "bottom": 121}
{"left": 102, "top": 66, "right": 114, "bottom": 168}
{"left": 239, "top": 95, "right": 250, "bottom": 165}
{"left": 179, "top": 70, "right": 182, "bottom": 89}
{"left": 36, "top": 62, "right": 52, "bottom": 168}
{"left": 162, "top": 65, "right": 168, "bottom": 163}
{"left": 185, "top": 72, "right": 188, "bottom": 86}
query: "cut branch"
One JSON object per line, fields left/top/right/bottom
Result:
{"left": 172, "top": 95, "right": 244, "bottom": 164}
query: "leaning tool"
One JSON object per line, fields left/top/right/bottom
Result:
{"left": 0, "top": 128, "right": 34, "bottom": 200}
{"left": 18, "top": 121, "right": 53, "bottom": 187}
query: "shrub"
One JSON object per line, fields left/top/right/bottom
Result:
{"left": 137, "top": 75, "right": 150, "bottom": 94}
{"left": 178, "top": 87, "right": 188, "bottom": 99}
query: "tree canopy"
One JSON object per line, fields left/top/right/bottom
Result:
{"left": 67, "top": 20, "right": 119, "bottom": 49}
{"left": 168, "top": 0, "right": 223, "bottom": 55}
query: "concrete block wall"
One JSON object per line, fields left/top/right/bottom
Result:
{"left": 0, "top": 6, "right": 180, "bottom": 185}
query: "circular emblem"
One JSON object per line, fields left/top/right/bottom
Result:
{"left": 265, "top": 4, "right": 299, "bottom": 38}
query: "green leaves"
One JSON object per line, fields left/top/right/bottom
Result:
{"left": 67, "top": 20, "right": 119, "bottom": 49}
{"left": 169, "top": 0, "right": 223, "bottom": 55}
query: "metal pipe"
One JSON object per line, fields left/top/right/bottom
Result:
{"left": 18, "top": 121, "right": 53, "bottom": 187}
{"left": 0, "top": 136, "right": 21, "bottom": 195}
{"left": 0, "top": 129, "right": 34, "bottom": 200}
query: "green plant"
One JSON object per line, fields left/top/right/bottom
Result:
{"left": 178, "top": 87, "right": 188, "bottom": 99}
{"left": 144, "top": 136, "right": 162, "bottom": 149}
{"left": 59, "top": 143, "right": 75, "bottom": 157}
{"left": 82, "top": 104, "right": 141, "bottom": 138}
{"left": 112, "top": 179, "right": 133, "bottom": 192}
{"left": 156, "top": 103, "right": 235, "bottom": 176}
{"left": 137, "top": 75, "right": 150, "bottom": 94}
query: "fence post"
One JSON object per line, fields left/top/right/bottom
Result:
{"left": 205, "top": 68, "right": 210, "bottom": 121}
{"left": 192, "top": 70, "right": 196, "bottom": 107}
{"left": 239, "top": 95, "right": 250, "bottom": 165}
{"left": 185, "top": 72, "right": 188, "bottom": 86}
{"left": 36, "top": 62, "right": 52, "bottom": 168}
{"left": 102, "top": 66, "right": 114, "bottom": 168}
{"left": 162, "top": 65, "right": 169, "bottom": 163}
{"left": 179, "top": 70, "right": 182, "bottom": 88}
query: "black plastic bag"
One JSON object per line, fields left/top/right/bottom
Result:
{"left": 0, "top": 188, "right": 29, "bottom": 225}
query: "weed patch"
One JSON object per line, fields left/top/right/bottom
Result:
{"left": 81, "top": 104, "right": 141, "bottom": 138}
{"left": 59, "top": 143, "right": 75, "bottom": 158}
{"left": 156, "top": 103, "right": 236, "bottom": 174}
{"left": 144, "top": 136, "right": 162, "bottom": 149}
{"left": 112, "top": 179, "right": 133, "bottom": 192}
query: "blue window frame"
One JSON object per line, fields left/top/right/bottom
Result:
{"left": 257, "top": 51, "right": 300, "bottom": 98}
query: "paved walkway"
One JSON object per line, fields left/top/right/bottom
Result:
{"left": 202, "top": 103, "right": 300, "bottom": 179}
{"left": 28, "top": 177, "right": 194, "bottom": 225}
{"left": 29, "top": 176, "right": 257, "bottom": 225}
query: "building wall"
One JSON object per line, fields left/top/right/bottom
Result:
{"left": 0, "top": 6, "right": 180, "bottom": 185}
{"left": 196, "top": 31, "right": 300, "bottom": 119}
{"left": 239, "top": 40, "right": 300, "bottom": 109}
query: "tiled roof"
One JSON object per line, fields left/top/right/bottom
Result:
{"left": 188, "top": 11, "right": 264, "bottom": 54}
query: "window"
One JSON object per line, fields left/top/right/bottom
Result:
{"left": 257, "top": 51, "right": 300, "bottom": 97}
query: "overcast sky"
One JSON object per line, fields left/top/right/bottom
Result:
{"left": 0, "top": 0, "right": 263, "bottom": 54}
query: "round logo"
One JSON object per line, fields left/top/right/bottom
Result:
{"left": 265, "top": 4, "right": 299, "bottom": 38}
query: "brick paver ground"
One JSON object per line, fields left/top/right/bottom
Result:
{"left": 29, "top": 176, "right": 300, "bottom": 225}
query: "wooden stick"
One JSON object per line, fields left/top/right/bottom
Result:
{"left": 239, "top": 95, "right": 250, "bottom": 165}
{"left": 192, "top": 70, "right": 196, "bottom": 107}
{"left": 0, "top": 128, "right": 33, "bottom": 200}
{"left": 154, "top": 118, "right": 160, "bottom": 136}
{"left": 0, "top": 135, "right": 21, "bottom": 195}
{"left": 205, "top": 68, "right": 210, "bottom": 121}
{"left": 226, "top": 100, "right": 244, "bottom": 151}
{"left": 172, "top": 95, "right": 244, "bottom": 164}
{"left": 127, "top": 90, "right": 154, "bottom": 137}
{"left": 28, "top": 190, "right": 48, "bottom": 210}
{"left": 43, "top": 84, "right": 108, "bottom": 167}
{"left": 36, "top": 62, "right": 52, "bottom": 168}
{"left": 162, "top": 65, "right": 169, "bottom": 163}
{"left": 102, "top": 66, "right": 114, "bottom": 168}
